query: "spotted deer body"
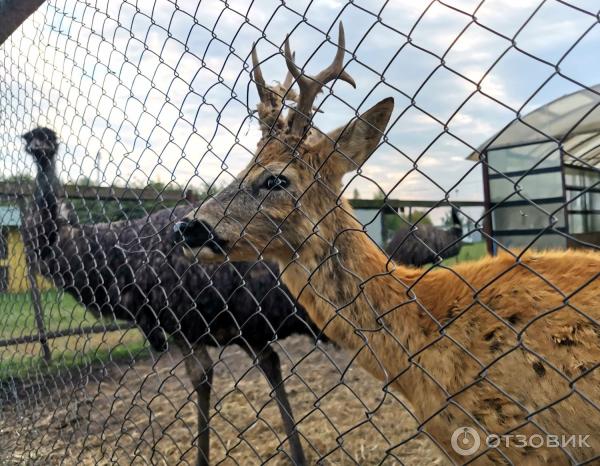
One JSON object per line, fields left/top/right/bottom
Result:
{"left": 178, "top": 24, "right": 600, "bottom": 464}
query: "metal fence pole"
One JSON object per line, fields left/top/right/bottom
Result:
{"left": 24, "top": 251, "right": 52, "bottom": 363}
{"left": 0, "top": 0, "right": 46, "bottom": 46}
{"left": 17, "top": 199, "right": 52, "bottom": 363}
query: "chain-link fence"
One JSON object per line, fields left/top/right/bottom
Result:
{"left": 0, "top": 1, "right": 599, "bottom": 465}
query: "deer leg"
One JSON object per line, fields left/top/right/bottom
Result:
{"left": 246, "top": 345, "right": 306, "bottom": 466}
{"left": 183, "top": 344, "right": 213, "bottom": 466}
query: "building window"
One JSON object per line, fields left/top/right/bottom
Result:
{"left": 0, "top": 266, "right": 7, "bottom": 292}
{"left": 565, "top": 165, "right": 600, "bottom": 235}
{"left": 0, "top": 227, "right": 7, "bottom": 260}
{"left": 488, "top": 142, "right": 560, "bottom": 174}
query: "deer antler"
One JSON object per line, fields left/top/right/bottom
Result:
{"left": 284, "top": 22, "right": 356, "bottom": 137}
{"left": 252, "top": 45, "right": 275, "bottom": 114}
{"left": 252, "top": 46, "right": 299, "bottom": 137}
{"left": 282, "top": 59, "right": 295, "bottom": 93}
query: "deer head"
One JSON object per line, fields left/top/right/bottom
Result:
{"left": 175, "top": 23, "right": 394, "bottom": 265}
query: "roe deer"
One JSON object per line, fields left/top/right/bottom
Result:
{"left": 176, "top": 23, "right": 600, "bottom": 465}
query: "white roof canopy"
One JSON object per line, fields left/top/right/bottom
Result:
{"left": 468, "top": 85, "right": 600, "bottom": 168}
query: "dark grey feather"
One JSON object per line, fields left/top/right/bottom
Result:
{"left": 385, "top": 208, "right": 463, "bottom": 267}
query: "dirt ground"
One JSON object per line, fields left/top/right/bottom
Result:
{"left": 0, "top": 336, "right": 448, "bottom": 465}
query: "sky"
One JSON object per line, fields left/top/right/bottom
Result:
{"left": 1, "top": 0, "right": 599, "bottom": 225}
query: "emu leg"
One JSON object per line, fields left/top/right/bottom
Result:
{"left": 183, "top": 344, "right": 213, "bottom": 466}
{"left": 247, "top": 345, "right": 307, "bottom": 466}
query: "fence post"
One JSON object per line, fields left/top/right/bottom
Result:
{"left": 185, "top": 189, "right": 198, "bottom": 203}
{"left": 0, "top": 0, "right": 46, "bottom": 46}
{"left": 17, "top": 198, "right": 52, "bottom": 363}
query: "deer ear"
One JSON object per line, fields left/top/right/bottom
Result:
{"left": 325, "top": 97, "right": 394, "bottom": 173}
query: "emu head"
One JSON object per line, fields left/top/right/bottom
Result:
{"left": 175, "top": 23, "right": 394, "bottom": 264}
{"left": 22, "top": 127, "right": 59, "bottom": 166}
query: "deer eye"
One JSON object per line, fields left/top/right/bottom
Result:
{"left": 263, "top": 175, "right": 289, "bottom": 191}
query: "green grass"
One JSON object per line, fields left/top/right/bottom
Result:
{"left": 0, "top": 290, "right": 147, "bottom": 380}
{"left": 0, "top": 336, "right": 149, "bottom": 380}
{"left": 444, "top": 241, "right": 488, "bottom": 265}
{"left": 0, "top": 290, "right": 95, "bottom": 338}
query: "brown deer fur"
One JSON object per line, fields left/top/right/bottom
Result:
{"left": 179, "top": 28, "right": 600, "bottom": 464}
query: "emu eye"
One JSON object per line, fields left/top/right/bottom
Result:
{"left": 263, "top": 175, "right": 289, "bottom": 191}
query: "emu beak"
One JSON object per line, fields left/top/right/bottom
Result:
{"left": 173, "top": 221, "right": 189, "bottom": 243}
{"left": 173, "top": 219, "right": 227, "bottom": 261}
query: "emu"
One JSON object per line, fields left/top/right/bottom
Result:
{"left": 22, "top": 126, "right": 317, "bottom": 466}
{"left": 178, "top": 23, "right": 600, "bottom": 465}
{"left": 385, "top": 207, "right": 463, "bottom": 266}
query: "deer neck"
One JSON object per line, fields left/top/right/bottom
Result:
{"left": 278, "top": 201, "right": 439, "bottom": 384}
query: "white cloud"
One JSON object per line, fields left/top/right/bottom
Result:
{"left": 0, "top": 0, "right": 598, "bottom": 207}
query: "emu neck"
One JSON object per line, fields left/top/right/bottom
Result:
{"left": 35, "top": 157, "right": 58, "bottom": 201}
{"left": 34, "top": 153, "right": 64, "bottom": 223}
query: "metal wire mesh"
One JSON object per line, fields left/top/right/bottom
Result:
{"left": 0, "top": 1, "right": 599, "bottom": 465}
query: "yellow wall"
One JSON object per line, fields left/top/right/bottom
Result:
{"left": 0, "top": 228, "right": 52, "bottom": 293}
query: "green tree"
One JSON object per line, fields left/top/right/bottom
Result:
{"left": 384, "top": 209, "right": 433, "bottom": 243}
{"left": 405, "top": 209, "right": 432, "bottom": 225}
{"left": 0, "top": 173, "right": 34, "bottom": 183}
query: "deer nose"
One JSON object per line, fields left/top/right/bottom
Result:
{"left": 173, "top": 219, "right": 215, "bottom": 248}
